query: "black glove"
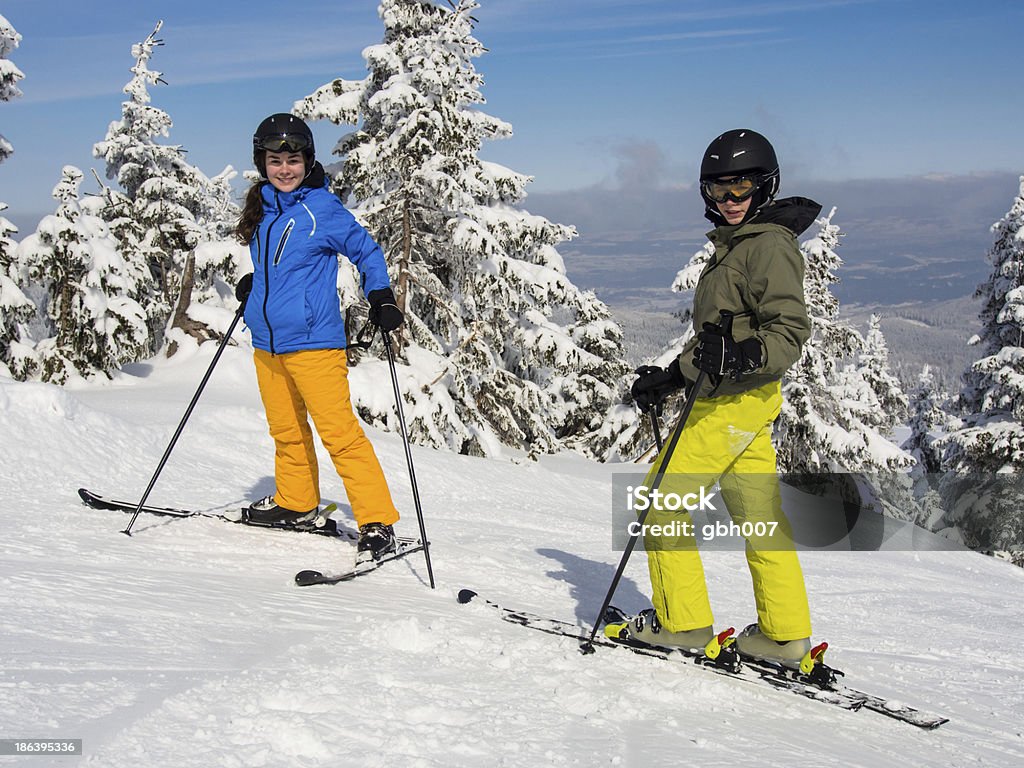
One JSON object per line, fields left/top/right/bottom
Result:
{"left": 693, "top": 322, "right": 762, "bottom": 379}
{"left": 368, "top": 287, "right": 404, "bottom": 332}
{"left": 235, "top": 273, "right": 253, "bottom": 311}
{"left": 631, "top": 359, "right": 687, "bottom": 413}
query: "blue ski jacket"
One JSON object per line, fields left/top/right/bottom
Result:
{"left": 243, "top": 169, "right": 391, "bottom": 354}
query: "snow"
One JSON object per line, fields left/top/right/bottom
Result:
{"left": 2, "top": 350, "right": 1024, "bottom": 766}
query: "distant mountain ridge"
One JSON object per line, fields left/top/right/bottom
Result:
{"left": 530, "top": 171, "right": 1017, "bottom": 306}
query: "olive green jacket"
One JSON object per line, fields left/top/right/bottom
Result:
{"left": 677, "top": 196, "right": 822, "bottom": 398}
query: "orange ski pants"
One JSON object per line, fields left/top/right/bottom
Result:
{"left": 253, "top": 348, "right": 399, "bottom": 527}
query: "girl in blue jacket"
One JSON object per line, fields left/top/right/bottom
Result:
{"left": 234, "top": 113, "right": 403, "bottom": 563}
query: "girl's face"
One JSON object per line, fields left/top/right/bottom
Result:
{"left": 715, "top": 191, "right": 752, "bottom": 225}
{"left": 265, "top": 151, "right": 306, "bottom": 192}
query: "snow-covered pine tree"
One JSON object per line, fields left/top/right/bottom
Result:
{"left": 93, "top": 21, "right": 240, "bottom": 356}
{"left": 0, "top": 12, "right": 23, "bottom": 163}
{"left": 0, "top": 202, "right": 37, "bottom": 379}
{"left": 15, "top": 166, "right": 148, "bottom": 384}
{"left": 660, "top": 240, "right": 712, "bottom": 366}
{"left": 663, "top": 242, "right": 711, "bottom": 359}
{"left": 295, "top": 0, "right": 629, "bottom": 458}
{"left": 855, "top": 314, "right": 908, "bottom": 432}
{"left": 774, "top": 207, "right": 913, "bottom": 479}
{"left": 0, "top": 13, "right": 34, "bottom": 378}
{"left": 828, "top": 313, "right": 907, "bottom": 450}
{"left": 903, "top": 365, "right": 949, "bottom": 476}
{"left": 899, "top": 364, "right": 952, "bottom": 532}
{"left": 940, "top": 176, "right": 1024, "bottom": 560}
{"left": 164, "top": 164, "right": 246, "bottom": 356}
{"left": 605, "top": 241, "right": 709, "bottom": 462}
{"left": 946, "top": 176, "right": 1024, "bottom": 473}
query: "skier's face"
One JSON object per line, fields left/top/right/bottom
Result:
{"left": 265, "top": 151, "right": 306, "bottom": 193}
{"left": 714, "top": 177, "right": 752, "bottom": 225}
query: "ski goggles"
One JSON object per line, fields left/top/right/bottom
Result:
{"left": 701, "top": 176, "right": 761, "bottom": 203}
{"left": 256, "top": 134, "right": 311, "bottom": 154}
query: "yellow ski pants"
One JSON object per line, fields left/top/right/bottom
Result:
{"left": 253, "top": 348, "right": 399, "bottom": 527}
{"left": 643, "top": 380, "right": 811, "bottom": 641}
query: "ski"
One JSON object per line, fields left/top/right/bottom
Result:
{"left": 77, "top": 488, "right": 355, "bottom": 540}
{"left": 294, "top": 537, "right": 425, "bottom": 585}
{"left": 457, "top": 589, "right": 948, "bottom": 730}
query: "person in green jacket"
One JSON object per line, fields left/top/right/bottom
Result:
{"left": 628, "top": 129, "right": 822, "bottom": 667}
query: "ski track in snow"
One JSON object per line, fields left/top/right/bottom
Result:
{"left": 2, "top": 346, "right": 1023, "bottom": 767}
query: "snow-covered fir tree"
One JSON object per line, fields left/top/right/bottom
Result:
{"left": 295, "top": 0, "right": 629, "bottom": 458}
{"left": 163, "top": 163, "right": 246, "bottom": 357}
{"left": 856, "top": 313, "right": 908, "bottom": 433}
{"left": 939, "top": 177, "right": 1024, "bottom": 559}
{"left": 670, "top": 241, "right": 715, "bottom": 300}
{"left": 0, "top": 12, "right": 23, "bottom": 163}
{"left": 0, "top": 202, "right": 36, "bottom": 379}
{"left": 774, "top": 207, "right": 913, "bottom": 477}
{"left": 903, "top": 365, "right": 950, "bottom": 476}
{"left": 0, "top": 12, "right": 34, "bottom": 378}
{"left": 899, "top": 365, "right": 952, "bottom": 533}
{"left": 606, "top": 241, "right": 709, "bottom": 461}
{"left": 93, "top": 21, "right": 241, "bottom": 356}
{"left": 946, "top": 176, "right": 1024, "bottom": 473}
{"left": 661, "top": 240, "right": 713, "bottom": 358}
{"left": 826, "top": 313, "right": 908, "bottom": 467}
{"left": 15, "top": 166, "right": 148, "bottom": 384}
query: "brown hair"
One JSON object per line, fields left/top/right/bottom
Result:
{"left": 235, "top": 181, "right": 266, "bottom": 245}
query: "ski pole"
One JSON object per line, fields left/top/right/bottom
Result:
{"left": 580, "top": 310, "right": 734, "bottom": 654}
{"left": 122, "top": 305, "right": 244, "bottom": 536}
{"left": 382, "top": 330, "right": 435, "bottom": 589}
{"left": 648, "top": 407, "right": 664, "bottom": 452}
{"left": 579, "top": 368, "right": 706, "bottom": 654}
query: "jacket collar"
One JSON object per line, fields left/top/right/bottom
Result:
{"left": 707, "top": 196, "right": 822, "bottom": 246}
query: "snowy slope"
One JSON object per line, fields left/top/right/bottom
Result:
{"left": 1, "top": 344, "right": 1023, "bottom": 768}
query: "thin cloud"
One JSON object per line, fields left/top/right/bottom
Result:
{"left": 13, "top": 21, "right": 374, "bottom": 105}
{"left": 485, "top": 26, "right": 781, "bottom": 58}
{"left": 481, "top": 0, "right": 882, "bottom": 34}
{"left": 607, "top": 27, "right": 776, "bottom": 44}
{"left": 571, "top": 36, "right": 796, "bottom": 62}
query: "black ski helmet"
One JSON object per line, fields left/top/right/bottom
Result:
{"left": 252, "top": 113, "right": 315, "bottom": 178}
{"left": 699, "top": 129, "right": 780, "bottom": 222}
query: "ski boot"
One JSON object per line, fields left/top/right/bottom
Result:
{"left": 356, "top": 522, "right": 397, "bottom": 564}
{"left": 734, "top": 623, "right": 811, "bottom": 669}
{"left": 244, "top": 495, "right": 323, "bottom": 528}
{"left": 605, "top": 608, "right": 713, "bottom": 652}
{"left": 735, "top": 623, "right": 840, "bottom": 686}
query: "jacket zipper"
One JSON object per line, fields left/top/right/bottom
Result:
{"left": 262, "top": 191, "right": 284, "bottom": 355}
{"left": 273, "top": 220, "right": 294, "bottom": 265}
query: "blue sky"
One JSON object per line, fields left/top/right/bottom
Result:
{"left": 0, "top": 0, "right": 1022, "bottom": 299}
